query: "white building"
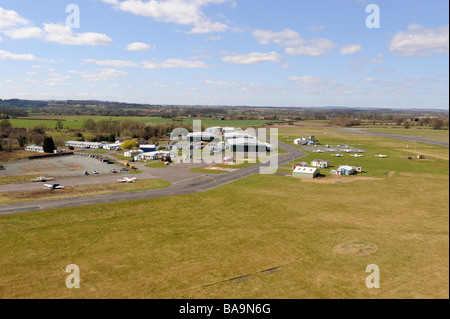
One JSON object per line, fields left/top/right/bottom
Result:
{"left": 103, "top": 143, "right": 122, "bottom": 151}
{"left": 227, "top": 137, "right": 267, "bottom": 153}
{"left": 292, "top": 167, "right": 320, "bottom": 179}
{"left": 124, "top": 149, "right": 144, "bottom": 158}
{"left": 311, "top": 159, "right": 330, "bottom": 168}
{"left": 65, "top": 141, "right": 106, "bottom": 149}
{"left": 25, "top": 145, "right": 44, "bottom": 153}
{"left": 223, "top": 132, "right": 256, "bottom": 142}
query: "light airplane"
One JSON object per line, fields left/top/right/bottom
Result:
{"left": 350, "top": 154, "right": 363, "bottom": 158}
{"left": 332, "top": 154, "right": 344, "bottom": 157}
{"left": 314, "top": 150, "right": 324, "bottom": 153}
{"left": 344, "top": 149, "right": 352, "bottom": 153}
{"left": 44, "top": 184, "right": 64, "bottom": 189}
{"left": 117, "top": 177, "right": 137, "bottom": 183}
{"left": 31, "top": 176, "right": 54, "bottom": 182}
{"left": 374, "top": 154, "right": 388, "bottom": 158}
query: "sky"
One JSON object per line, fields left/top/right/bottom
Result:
{"left": 0, "top": 0, "right": 448, "bottom": 109}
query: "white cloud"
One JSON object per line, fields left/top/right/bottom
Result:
{"left": 3, "top": 26, "right": 45, "bottom": 39}
{"left": 389, "top": 24, "right": 449, "bottom": 56}
{"left": 221, "top": 51, "right": 284, "bottom": 64}
{"left": 71, "top": 68, "right": 129, "bottom": 82}
{"left": 84, "top": 59, "right": 139, "bottom": 68}
{"left": 43, "top": 23, "right": 112, "bottom": 46}
{"left": 340, "top": 44, "right": 363, "bottom": 55}
{"left": 0, "top": 49, "right": 41, "bottom": 61}
{"left": 307, "top": 25, "right": 325, "bottom": 32}
{"left": 0, "top": 7, "right": 28, "bottom": 29}
{"left": 126, "top": 42, "right": 155, "bottom": 51}
{"left": 288, "top": 76, "right": 337, "bottom": 85}
{"left": 253, "top": 28, "right": 337, "bottom": 56}
{"left": 103, "top": 0, "right": 231, "bottom": 34}
{"left": 142, "top": 59, "right": 213, "bottom": 69}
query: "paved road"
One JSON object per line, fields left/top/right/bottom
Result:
{"left": 338, "top": 128, "right": 449, "bottom": 147}
{"left": 0, "top": 140, "right": 307, "bottom": 215}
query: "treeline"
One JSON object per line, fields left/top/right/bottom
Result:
{"left": 0, "top": 119, "right": 46, "bottom": 152}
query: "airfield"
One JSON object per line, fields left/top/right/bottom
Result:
{"left": 0, "top": 125, "right": 448, "bottom": 298}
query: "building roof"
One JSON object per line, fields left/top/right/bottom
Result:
{"left": 293, "top": 167, "right": 319, "bottom": 174}
{"left": 227, "top": 137, "right": 266, "bottom": 147}
{"left": 312, "top": 159, "right": 329, "bottom": 163}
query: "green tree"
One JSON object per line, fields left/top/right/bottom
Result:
{"left": 17, "top": 135, "right": 28, "bottom": 148}
{"left": 0, "top": 119, "right": 11, "bottom": 131}
{"left": 43, "top": 137, "right": 56, "bottom": 153}
{"left": 56, "top": 120, "right": 64, "bottom": 130}
{"left": 121, "top": 138, "right": 139, "bottom": 151}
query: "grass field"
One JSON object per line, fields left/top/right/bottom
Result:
{"left": 9, "top": 116, "right": 280, "bottom": 130}
{"left": 0, "top": 130, "right": 448, "bottom": 299}
{"left": 189, "top": 168, "right": 229, "bottom": 174}
{"left": 0, "top": 179, "right": 171, "bottom": 205}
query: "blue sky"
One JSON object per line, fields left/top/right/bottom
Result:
{"left": 0, "top": 0, "right": 448, "bottom": 109}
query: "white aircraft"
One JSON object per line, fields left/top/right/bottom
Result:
{"left": 374, "top": 154, "right": 388, "bottom": 158}
{"left": 332, "top": 154, "right": 344, "bottom": 157}
{"left": 344, "top": 149, "right": 352, "bottom": 153}
{"left": 314, "top": 149, "right": 324, "bottom": 153}
{"left": 117, "top": 177, "right": 137, "bottom": 183}
{"left": 350, "top": 154, "right": 363, "bottom": 158}
{"left": 31, "top": 176, "right": 54, "bottom": 182}
{"left": 44, "top": 184, "right": 64, "bottom": 190}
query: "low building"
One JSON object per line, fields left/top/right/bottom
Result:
{"left": 294, "top": 136, "right": 317, "bottom": 146}
{"left": 337, "top": 165, "right": 356, "bottom": 176}
{"left": 292, "top": 167, "right": 320, "bottom": 179}
{"left": 137, "top": 151, "right": 173, "bottom": 161}
{"left": 103, "top": 143, "right": 122, "bottom": 151}
{"left": 124, "top": 149, "right": 144, "bottom": 158}
{"left": 25, "top": 145, "right": 44, "bottom": 153}
{"left": 65, "top": 141, "right": 106, "bottom": 149}
{"left": 311, "top": 159, "right": 330, "bottom": 168}
{"left": 187, "top": 132, "right": 215, "bottom": 143}
{"left": 293, "top": 161, "right": 309, "bottom": 169}
{"left": 139, "top": 144, "right": 157, "bottom": 152}
{"left": 227, "top": 137, "right": 267, "bottom": 153}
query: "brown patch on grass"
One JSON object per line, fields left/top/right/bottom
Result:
{"left": 333, "top": 242, "right": 378, "bottom": 256}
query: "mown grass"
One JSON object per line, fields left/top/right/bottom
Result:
{"left": 0, "top": 172, "right": 447, "bottom": 299}
{"left": 145, "top": 161, "right": 169, "bottom": 168}
{"left": 0, "top": 175, "right": 40, "bottom": 186}
{"left": 0, "top": 131, "right": 447, "bottom": 299}
{"left": 0, "top": 179, "right": 171, "bottom": 205}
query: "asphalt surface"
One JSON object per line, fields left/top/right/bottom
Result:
{"left": 338, "top": 128, "right": 449, "bottom": 147}
{"left": 0, "top": 140, "right": 307, "bottom": 215}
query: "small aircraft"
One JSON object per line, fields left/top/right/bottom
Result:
{"left": 350, "top": 154, "right": 363, "bottom": 158}
{"left": 117, "top": 177, "right": 137, "bottom": 183}
{"left": 313, "top": 149, "right": 324, "bottom": 153}
{"left": 332, "top": 154, "right": 344, "bottom": 157}
{"left": 31, "top": 176, "right": 54, "bottom": 182}
{"left": 93, "top": 170, "right": 99, "bottom": 175}
{"left": 344, "top": 149, "right": 352, "bottom": 153}
{"left": 374, "top": 154, "right": 388, "bottom": 158}
{"left": 44, "top": 183, "right": 65, "bottom": 190}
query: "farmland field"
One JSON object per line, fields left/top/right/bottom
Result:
{"left": 0, "top": 130, "right": 447, "bottom": 299}
{"left": 9, "top": 116, "right": 280, "bottom": 130}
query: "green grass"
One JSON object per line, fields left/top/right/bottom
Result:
{"left": 0, "top": 172, "right": 447, "bottom": 298}
{"left": 363, "top": 127, "right": 449, "bottom": 137}
{"left": 0, "top": 129, "right": 448, "bottom": 299}
{"left": 10, "top": 116, "right": 281, "bottom": 130}
{"left": 145, "top": 161, "right": 169, "bottom": 168}
{"left": 0, "top": 175, "right": 40, "bottom": 186}
{"left": 0, "top": 179, "right": 171, "bottom": 205}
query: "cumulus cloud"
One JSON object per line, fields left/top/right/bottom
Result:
{"left": 0, "top": 6, "right": 112, "bottom": 46}
{"left": 70, "top": 68, "right": 129, "bottom": 82}
{"left": 287, "top": 75, "right": 337, "bottom": 85}
{"left": 142, "top": 58, "right": 213, "bottom": 69}
{"left": 84, "top": 59, "right": 139, "bottom": 68}
{"left": 0, "top": 49, "right": 41, "bottom": 61}
{"left": 221, "top": 51, "right": 285, "bottom": 64}
{"left": 340, "top": 44, "right": 363, "bottom": 55}
{"left": 253, "top": 28, "right": 337, "bottom": 56}
{"left": 0, "top": 6, "right": 28, "bottom": 29}
{"left": 126, "top": 42, "right": 155, "bottom": 51}
{"left": 389, "top": 24, "right": 449, "bottom": 56}
{"left": 102, "top": 0, "right": 231, "bottom": 34}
